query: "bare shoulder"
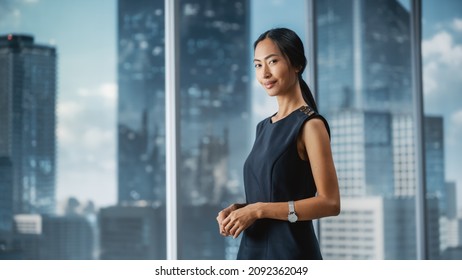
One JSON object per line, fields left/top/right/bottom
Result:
{"left": 300, "top": 117, "right": 329, "bottom": 140}
{"left": 297, "top": 117, "right": 330, "bottom": 160}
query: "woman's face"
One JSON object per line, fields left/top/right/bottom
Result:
{"left": 253, "top": 38, "right": 299, "bottom": 98}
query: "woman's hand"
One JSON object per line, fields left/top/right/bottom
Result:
{"left": 216, "top": 203, "right": 246, "bottom": 236}
{"left": 221, "top": 203, "right": 263, "bottom": 239}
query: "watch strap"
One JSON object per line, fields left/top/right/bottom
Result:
{"left": 288, "top": 200, "right": 295, "bottom": 213}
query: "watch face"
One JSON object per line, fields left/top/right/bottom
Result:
{"left": 288, "top": 213, "right": 298, "bottom": 223}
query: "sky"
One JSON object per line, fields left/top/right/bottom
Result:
{"left": 1, "top": 0, "right": 461, "bottom": 212}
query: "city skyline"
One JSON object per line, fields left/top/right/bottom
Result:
{"left": 0, "top": 0, "right": 461, "bottom": 211}
{"left": 1, "top": 0, "right": 462, "bottom": 260}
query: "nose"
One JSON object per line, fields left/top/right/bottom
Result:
{"left": 261, "top": 64, "right": 271, "bottom": 79}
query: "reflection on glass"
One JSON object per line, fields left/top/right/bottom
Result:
{"left": 422, "top": 0, "right": 462, "bottom": 260}
{"left": 317, "top": 0, "right": 421, "bottom": 259}
{"left": 178, "top": 0, "right": 250, "bottom": 259}
{"left": 112, "top": 0, "right": 166, "bottom": 259}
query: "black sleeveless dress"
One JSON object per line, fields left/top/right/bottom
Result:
{"left": 237, "top": 105, "right": 330, "bottom": 260}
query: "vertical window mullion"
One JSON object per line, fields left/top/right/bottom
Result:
{"left": 165, "top": 0, "right": 180, "bottom": 260}
{"left": 410, "top": 0, "right": 428, "bottom": 260}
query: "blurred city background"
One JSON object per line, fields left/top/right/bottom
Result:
{"left": 1, "top": 0, "right": 462, "bottom": 260}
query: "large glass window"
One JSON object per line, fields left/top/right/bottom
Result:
{"left": 317, "top": 0, "right": 420, "bottom": 259}
{"left": 1, "top": 0, "right": 461, "bottom": 260}
{"left": 422, "top": 0, "right": 462, "bottom": 260}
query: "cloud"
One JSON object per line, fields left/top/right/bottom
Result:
{"left": 82, "top": 127, "right": 113, "bottom": 150}
{"left": 452, "top": 18, "right": 462, "bottom": 32}
{"left": 422, "top": 60, "right": 438, "bottom": 94}
{"left": 57, "top": 82, "right": 117, "bottom": 207}
{"left": 422, "top": 31, "right": 462, "bottom": 66}
{"left": 57, "top": 82, "right": 117, "bottom": 169}
{"left": 422, "top": 31, "right": 462, "bottom": 95}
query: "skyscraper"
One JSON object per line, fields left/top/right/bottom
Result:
{"left": 117, "top": 0, "right": 251, "bottom": 259}
{"left": 317, "top": 0, "right": 411, "bottom": 114}
{"left": 424, "top": 116, "right": 445, "bottom": 212}
{"left": 177, "top": 0, "right": 250, "bottom": 259}
{"left": 0, "top": 157, "right": 13, "bottom": 232}
{"left": 40, "top": 215, "right": 94, "bottom": 260}
{"left": 315, "top": 0, "right": 424, "bottom": 259}
{"left": 117, "top": 0, "right": 166, "bottom": 205}
{"left": 0, "top": 34, "right": 57, "bottom": 215}
{"left": 99, "top": 205, "right": 165, "bottom": 259}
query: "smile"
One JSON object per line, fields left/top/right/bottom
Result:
{"left": 264, "top": 81, "right": 276, "bottom": 89}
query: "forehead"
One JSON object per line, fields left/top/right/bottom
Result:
{"left": 254, "top": 38, "right": 282, "bottom": 59}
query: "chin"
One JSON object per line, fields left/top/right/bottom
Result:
{"left": 264, "top": 89, "right": 279, "bottom": 97}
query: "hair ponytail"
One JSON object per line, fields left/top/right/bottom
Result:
{"left": 299, "top": 75, "right": 318, "bottom": 113}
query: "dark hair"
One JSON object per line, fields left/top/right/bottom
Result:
{"left": 254, "top": 28, "right": 318, "bottom": 112}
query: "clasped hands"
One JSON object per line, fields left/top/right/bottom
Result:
{"left": 216, "top": 203, "right": 260, "bottom": 239}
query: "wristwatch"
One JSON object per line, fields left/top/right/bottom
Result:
{"left": 288, "top": 200, "right": 298, "bottom": 223}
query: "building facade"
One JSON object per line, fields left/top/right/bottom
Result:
{"left": 117, "top": 0, "right": 251, "bottom": 259}
{"left": 99, "top": 205, "right": 165, "bottom": 259}
{"left": 0, "top": 34, "right": 57, "bottom": 215}
{"left": 315, "top": 0, "right": 428, "bottom": 259}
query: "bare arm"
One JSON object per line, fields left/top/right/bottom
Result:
{"left": 221, "top": 118, "right": 340, "bottom": 238}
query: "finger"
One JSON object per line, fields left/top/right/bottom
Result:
{"left": 224, "top": 219, "right": 235, "bottom": 233}
{"left": 219, "top": 224, "right": 228, "bottom": 236}
{"left": 228, "top": 221, "right": 238, "bottom": 237}
{"left": 234, "top": 224, "right": 246, "bottom": 239}
{"left": 221, "top": 216, "right": 231, "bottom": 229}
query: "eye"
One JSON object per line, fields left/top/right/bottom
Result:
{"left": 254, "top": 63, "right": 262, "bottom": 69}
{"left": 268, "top": 59, "right": 277, "bottom": 65}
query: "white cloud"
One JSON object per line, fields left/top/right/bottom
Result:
{"left": 57, "top": 83, "right": 117, "bottom": 207}
{"left": 57, "top": 82, "right": 116, "bottom": 162}
{"left": 423, "top": 60, "right": 438, "bottom": 94}
{"left": 99, "top": 83, "right": 117, "bottom": 105}
{"left": 422, "top": 31, "right": 462, "bottom": 66}
{"left": 452, "top": 18, "right": 462, "bottom": 32}
{"left": 422, "top": 31, "right": 462, "bottom": 95}
{"left": 75, "top": 83, "right": 117, "bottom": 106}
{"left": 82, "top": 127, "right": 113, "bottom": 150}
{"left": 58, "top": 100, "right": 83, "bottom": 119}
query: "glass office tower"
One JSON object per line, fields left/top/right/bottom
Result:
{"left": 178, "top": 0, "right": 251, "bottom": 259}
{"left": 0, "top": 34, "right": 57, "bottom": 215}
{"left": 315, "top": 0, "right": 434, "bottom": 259}
{"left": 116, "top": 0, "right": 167, "bottom": 259}
{"left": 117, "top": 0, "right": 251, "bottom": 259}
{"left": 117, "top": 0, "right": 166, "bottom": 206}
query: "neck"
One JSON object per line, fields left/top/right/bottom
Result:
{"left": 274, "top": 84, "right": 305, "bottom": 120}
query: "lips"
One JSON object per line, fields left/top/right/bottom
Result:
{"left": 263, "top": 80, "right": 276, "bottom": 89}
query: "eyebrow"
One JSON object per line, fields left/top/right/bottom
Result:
{"left": 253, "top": 54, "right": 279, "bottom": 62}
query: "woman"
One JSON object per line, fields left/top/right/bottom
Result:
{"left": 216, "top": 28, "right": 340, "bottom": 260}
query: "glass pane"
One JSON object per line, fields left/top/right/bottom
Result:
{"left": 177, "top": 0, "right": 251, "bottom": 259}
{"left": 176, "top": 0, "right": 308, "bottom": 259}
{"left": 422, "top": 0, "right": 462, "bottom": 260}
{"left": 115, "top": 0, "right": 166, "bottom": 259}
{"left": 317, "top": 0, "right": 418, "bottom": 259}
{"left": 0, "top": 1, "right": 120, "bottom": 259}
